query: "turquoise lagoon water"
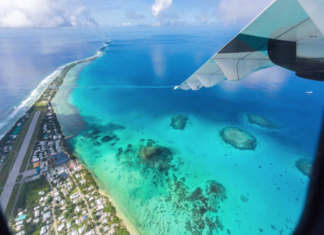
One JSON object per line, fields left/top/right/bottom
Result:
{"left": 52, "top": 28, "right": 324, "bottom": 235}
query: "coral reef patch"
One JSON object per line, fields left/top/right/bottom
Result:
{"left": 220, "top": 127, "right": 257, "bottom": 150}
{"left": 114, "top": 139, "right": 229, "bottom": 234}
{"left": 171, "top": 115, "right": 188, "bottom": 130}
{"left": 247, "top": 114, "right": 281, "bottom": 129}
{"left": 295, "top": 159, "right": 313, "bottom": 178}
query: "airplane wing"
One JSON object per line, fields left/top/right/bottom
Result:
{"left": 175, "top": 0, "right": 324, "bottom": 91}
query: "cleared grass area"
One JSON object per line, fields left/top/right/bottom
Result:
{"left": 19, "top": 110, "right": 45, "bottom": 173}
{"left": 0, "top": 112, "right": 36, "bottom": 188}
{"left": 4, "top": 183, "right": 20, "bottom": 220}
{"left": 27, "top": 164, "right": 34, "bottom": 170}
{"left": 16, "top": 175, "right": 23, "bottom": 183}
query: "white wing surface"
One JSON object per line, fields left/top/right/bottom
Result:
{"left": 176, "top": 0, "right": 324, "bottom": 91}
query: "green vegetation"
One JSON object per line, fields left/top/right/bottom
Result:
{"left": 0, "top": 113, "right": 35, "bottom": 187}
{"left": 15, "top": 176, "right": 50, "bottom": 216}
{"left": 16, "top": 175, "right": 23, "bottom": 183}
{"left": 4, "top": 184, "right": 20, "bottom": 220}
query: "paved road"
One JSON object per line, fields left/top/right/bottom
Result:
{"left": 23, "top": 169, "right": 36, "bottom": 178}
{"left": 0, "top": 111, "right": 40, "bottom": 211}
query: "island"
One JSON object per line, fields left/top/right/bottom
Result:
{"left": 170, "top": 115, "right": 188, "bottom": 130}
{"left": 220, "top": 127, "right": 257, "bottom": 150}
{"left": 0, "top": 45, "right": 130, "bottom": 235}
{"left": 247, "top": 114, "right": 281, "bottom": 129}
{"left": 295, "top": 159, "right": 313, "bottom": 178}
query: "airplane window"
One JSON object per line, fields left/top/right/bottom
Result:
{"left": 0, "top": 1, "right": 323, "bottom": 235}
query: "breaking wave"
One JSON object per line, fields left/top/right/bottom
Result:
{"left": 0, "top": 41, "right": 112, "bottom": 140}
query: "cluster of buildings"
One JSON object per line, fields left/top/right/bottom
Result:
{"left": 12, "top": 189, "right": 53, "bottom": 235}
{"left": 30, "top": 102, "right": 69, "bottom": 177}
{"left": 8, "top": 85, "right": 128, "bottom": 234}
{"left": 50, "top": 163, "right": 120, "bottom": 235}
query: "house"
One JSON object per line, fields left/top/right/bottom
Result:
{"left": 16, "top": 214, "right": 26, "bottom": 221}
{"left": 101, "top": 212, "right": 108, "bottom": 219}
{"left": 58, "top": 215, "right": 64, "bottom": 221}
{"left": 72, "top": 198, "right": 79, "bottom": 204}
{"left": 66, "top": 222, "right": 72, "bottom": 229}
{"left": 34, "top": 210, "right": 40, "bottom": 217}
{"left": 79, "top": 179, "right": 86, "bottom": 184}
{"left": 75, "top": 206, "right": 81, "bottom": 213}
{"left": 71, "top": 230, "right": 78, "bottom": 235}
{"left": 15, "top": 220, "right": 23, "bottom": 226}
{"left": 61, "top": 172, "right": 68, "bottom": 179}
{"left": 86, "top": 229, "right": 95, "bottom": 235}
{"left": 16, "top": 225, "right": 23, "bottom": 231}
{"left": 96, "top": 204, "right": 104, "bottom": 211}
{"left": 42, "top": 211, "right": 51, "bottom": 221}
{"left": 102, "top": 218, "right": 108, "bottom": 224}
{"left": 75, "top": 219, "right": 81, "bottom": 225}
{"left": 16, "top": 231, "right": 25, "bottom": 235}
{"left": 58, "top": 223, "right": 65, "bottom": 231}
{"left": 78, "top": 227, "right": 85, "bottom": 234}
{"left": 70, "top": 192, "right": 79, "bottom": 200}
{"left": 38, "top": 191, "right": 45, "bottom": 195}
{"left": 95, "top": 198, "right": 103, "bottom": 205}
{"left": 40, "top": 226, "right": 47, "bottom": 234}
{"left": 103, "top": 226, "right": 109, "bottom": 232}
{"left": 33, "top": 218, "right": 40, "bottom": 224}
{"left": 69, "top": 160, "right": 77, "bottom": 170}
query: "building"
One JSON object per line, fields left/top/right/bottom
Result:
{"left": 58, "top": 223, "right": 65, "bottom": 231}
{"left": 52, "top": 152, "right": 69, "bottom": 167}
{"left": 61, "top": 172, "right": 68, "bottom": 179}
{"left": 42, "top": 211, "right": 51, "bottom": 221}
{"left": 34, "top": 167, "right": 41, "bottom": 176}
{"left": 40, "top": 226, "right": 47, "bottom": 234}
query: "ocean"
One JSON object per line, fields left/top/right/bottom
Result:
{"left": 0, "top": 28, "right": 106, "bottom": 138}
{"left": 7, "top": 27, "right": 324, "bottom": 235}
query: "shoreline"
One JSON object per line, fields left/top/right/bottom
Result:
{"left": 97, "top": 187, "right": 140, "bottom": 235}
{"left": 2, "top": 41, "right": 135, "bottom": 234}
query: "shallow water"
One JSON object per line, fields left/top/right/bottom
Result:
{"left": 53, "top": 28, "right": 324, "bottom": 235}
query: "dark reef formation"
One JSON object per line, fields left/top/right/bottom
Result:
{"left": 114, "top": 139, "right": 229, "bottom": 235}
{"left": 81, "top": 123, "right": 125, "bottom": 147}
{"left": 295, "top": 159, "right": 313, "bottom": 178}
{"left": 220, "top": 127, "right": 257, "bottom": 150}
{"left": 240, "top": 195, "right": 249, "bottom": 203}
{"left": 101, "top": 135, "right": 115, "bottom": 142}
{"left": 247, "top": 114, "right": 281, "bottom": 129}
{"left": 171, "top": 115, "right": 188, "bottom": 130}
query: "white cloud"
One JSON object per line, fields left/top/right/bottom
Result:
{"left": 216, "top": 0, "right": 274, "bottom": 24}
{"left": 0, "top": 0, "right": 98, "bottom": 28}
{"left": 151, "top": 0, "right": 172, "bottom": 18}
{"left": 122, "top": 22, "right": 131, "bottom": 27}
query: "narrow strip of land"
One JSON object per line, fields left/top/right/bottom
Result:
{"left": 0, "top": 111, "right": 40, "bottom": 211}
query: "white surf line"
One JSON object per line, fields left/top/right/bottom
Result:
{"left": 59, "top": 85, "right": 177, "bottom": 89}
{"left": 0, "top": 42, "right": 111, "bottom": 140}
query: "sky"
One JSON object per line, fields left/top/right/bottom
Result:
{"left": 0, "top": 0, "right": 274, "bottom": 28}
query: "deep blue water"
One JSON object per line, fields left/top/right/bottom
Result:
{"left": 0, "top": 28, "right": 105, "bottom": 137}
{"left": 52, "top": 28, "right": 324, "bottom": 235}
